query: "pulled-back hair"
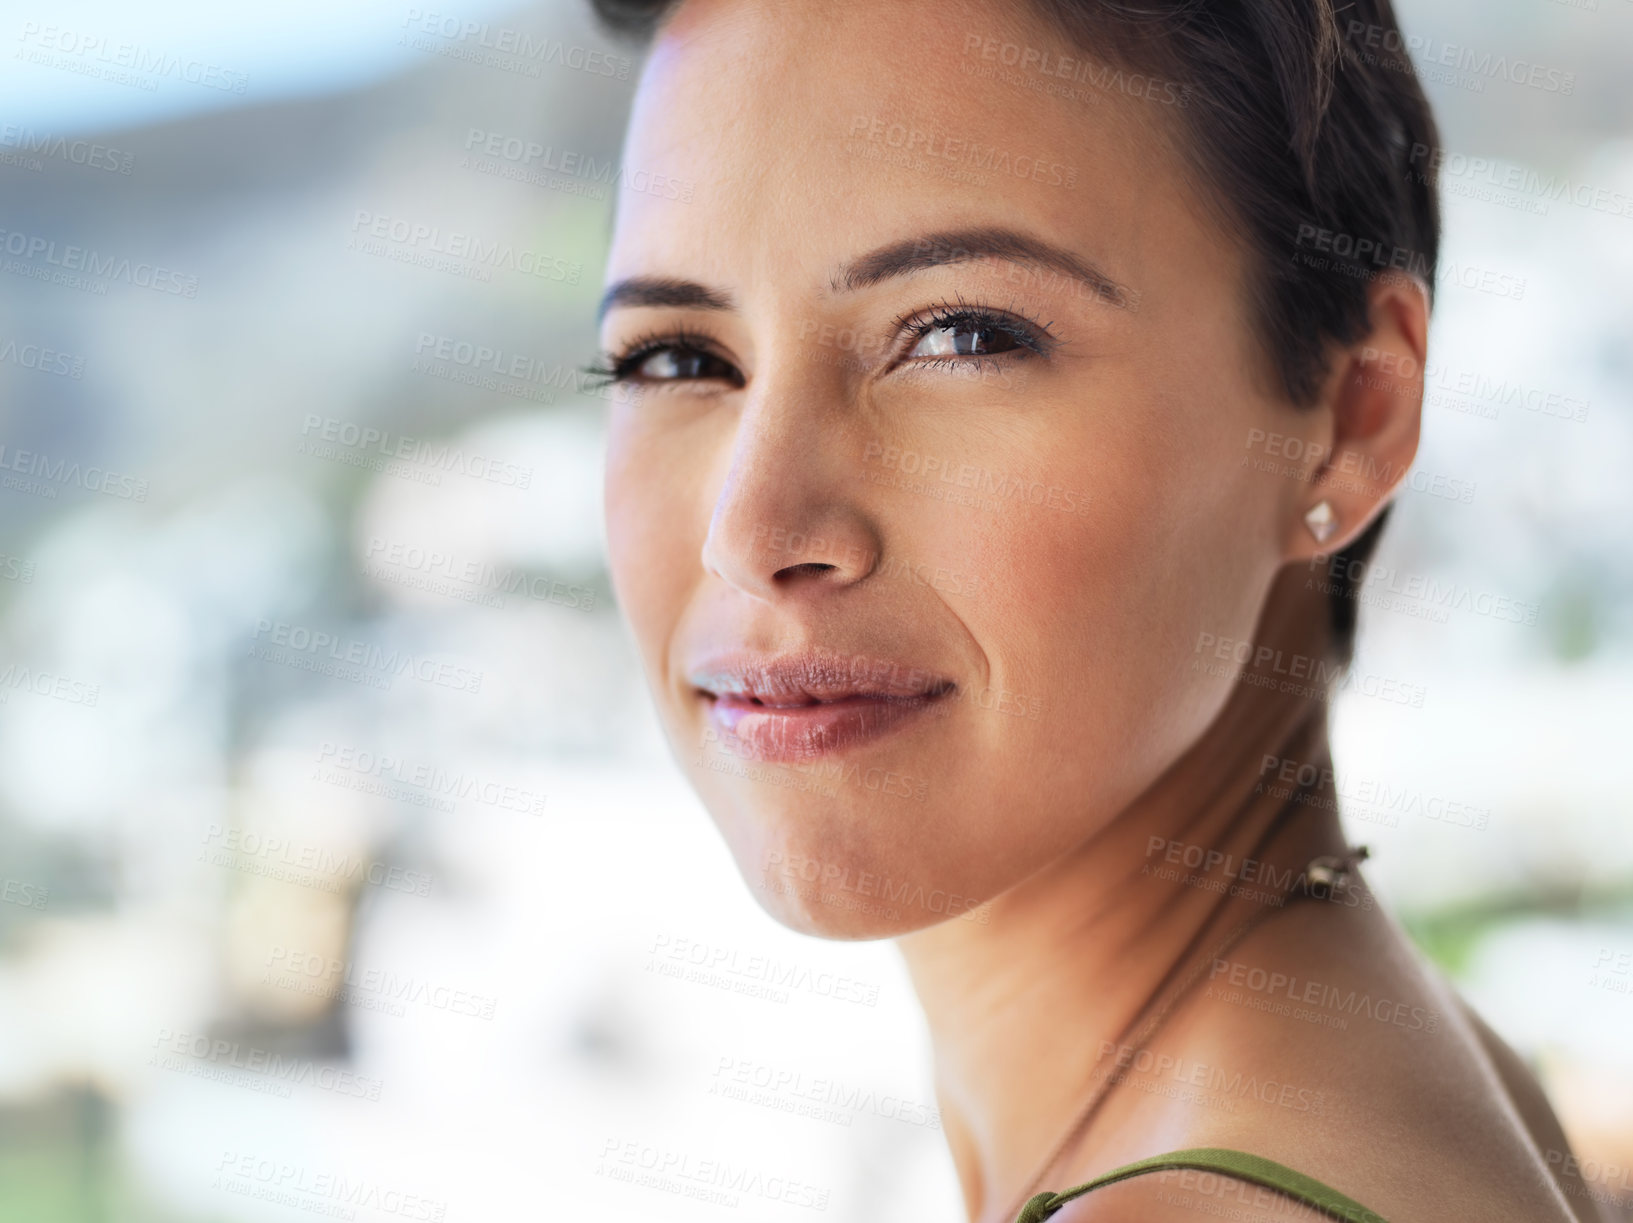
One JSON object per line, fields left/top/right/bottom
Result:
{"left": 589, "top": 0, "right": 1442, "bottom": 665}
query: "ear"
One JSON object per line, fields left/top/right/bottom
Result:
{"left": 1282, "top": 271, "right": 1429, "bottom": 563}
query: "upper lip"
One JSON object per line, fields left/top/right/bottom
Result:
{"left": 686, "top": 649, "right": 956, "bottom": 706}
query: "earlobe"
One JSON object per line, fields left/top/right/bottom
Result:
{"left": 1289, "top": 272, "right": 1430, "bottom": 562}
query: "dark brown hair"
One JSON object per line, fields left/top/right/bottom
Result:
{"left": 589, "top": 0, "right": 1442, "bottom": 664}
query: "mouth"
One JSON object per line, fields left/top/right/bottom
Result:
{"left": 688, "top": 652, "right": 956, "bottom": 764}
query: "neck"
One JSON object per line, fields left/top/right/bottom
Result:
{"left": 896, "top": 576, "right": 1352, "bottom": 1223}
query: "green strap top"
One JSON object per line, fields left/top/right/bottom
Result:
{"left": 1014, "top": 1147, "right": 1386, "bottom": 1223}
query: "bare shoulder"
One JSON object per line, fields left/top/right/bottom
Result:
{"left": 1043, "top": 1170, "right": 1330, "bottom": 1223}
{"left": 1053, "top": 900, "right": 1587, "bottom": 1222}
{"left": 1452, "top": 991, "right": 1614, "bottom": 1223}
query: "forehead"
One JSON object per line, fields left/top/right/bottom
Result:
{"left": 606, "top": 0, "right": 1210, "bottom": 296}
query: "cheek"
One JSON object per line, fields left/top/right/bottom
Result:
{"left": 949, "top": 406, "right": 1276, "bottom": 813}
{"left": 603, "top": 419, "right": 697, "bottom": 691}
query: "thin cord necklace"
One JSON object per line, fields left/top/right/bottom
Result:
{"left": 995, "top": 785, "right": 1371, "bottom": 1223}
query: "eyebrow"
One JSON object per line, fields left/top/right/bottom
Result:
{"left": 597, "top": 226, "right": 1135, "bottom": 322}
{"left": 597, "top": 276, "right": 735, "bottom": 322}
{"left": 836, "top": 227, "right": 1134, "bottom": 309}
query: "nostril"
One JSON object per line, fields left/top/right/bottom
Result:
{"left": 775, "top": 562, "right": 837, "bottom": 581}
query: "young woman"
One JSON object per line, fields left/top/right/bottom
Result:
{"left": 587, "top": 1, "right": 1605, "bottom": 1218}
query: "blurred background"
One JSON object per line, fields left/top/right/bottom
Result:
{"left": 0, "top": 0, "right": 1629, "bottom": 1219}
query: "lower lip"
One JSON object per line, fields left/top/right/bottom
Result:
{"left": 701, "top": 691, "right": 951, "bottom": 763}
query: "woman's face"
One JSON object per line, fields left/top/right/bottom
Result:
{"left": 599, "top": 0, "right": 1318, "bottom": 936}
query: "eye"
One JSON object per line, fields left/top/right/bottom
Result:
{"left": 907, "top": 316, "right": 1027, "bottom": 359}
{"left": 629, "top": 345, "right": 739, "bottom": 382}
{"left": 894, "top": 303, "right": 1054, "bottom": 372}
{"left": 586, "top": 328, "right": 744, "bottom": 389}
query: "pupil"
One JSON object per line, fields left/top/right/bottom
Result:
{"left": 644, "top": 347, "right": 716, "bottom": 379}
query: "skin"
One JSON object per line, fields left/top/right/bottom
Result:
{"left": 596, "top": 1, "right": 1605, "bottom": 1220}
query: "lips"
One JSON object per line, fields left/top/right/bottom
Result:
{"left": 688, "top": 651, "right": 955, "bottom": 763}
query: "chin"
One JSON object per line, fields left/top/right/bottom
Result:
{"left": 690, "top": 771, "right": 1002, "bottom": 939}
{"left": 747, "top": 868, "right": 915, "bottom": 940}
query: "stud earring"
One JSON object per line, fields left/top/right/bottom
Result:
{"left": 1304, "top": 500, "right": 1337, "bottom": 544}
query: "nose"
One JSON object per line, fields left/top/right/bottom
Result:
{"left": 700, "top": 383, "right": 881, "bottom": 602}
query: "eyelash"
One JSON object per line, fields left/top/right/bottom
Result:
{"left": 581, "top": 325, "right": 740, "bottom": 390}
{"left": 582, "top": 298, "right": 1058, "bottom": 390}
{"left": 894, "top": 296, "right": 1057, "bottom": 370}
